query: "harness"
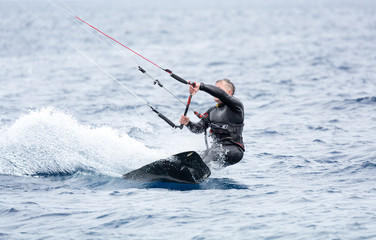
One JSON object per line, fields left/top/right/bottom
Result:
{"left": 208, "top": 122, "right": 245, "bottom": 151}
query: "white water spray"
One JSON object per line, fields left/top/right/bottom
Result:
{"left": 0, "top": 108, "right": 163, "bottom": 177}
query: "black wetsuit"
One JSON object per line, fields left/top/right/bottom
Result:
{"left": 186, "top": 83, "right": 245, "bottom": 166}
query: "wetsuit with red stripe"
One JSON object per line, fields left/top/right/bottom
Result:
{"left": 186, "top": 83, "right": 245, "bottom": 166}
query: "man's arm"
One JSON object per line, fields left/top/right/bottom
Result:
{"left": 186, "top": 119, "right": 207, "bottom": 134}
{"left": 200, "top": 83, "right": 243, "bottom": 114}
{"left": 180, "top": 114, "right": 209, "bottom": 134}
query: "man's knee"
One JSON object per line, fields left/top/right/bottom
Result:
{"left": 223, "top": 145, "right": 244, "bottom": 166}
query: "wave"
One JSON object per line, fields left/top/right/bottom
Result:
{"left": 351, "top": 96, "right": 376, "bottom": 104}
{"left": 322, "top": 96, "right": 376, "bottom": 112}
{"left": 0, "top": 108, "right": 163, "bottom": 177}
{"left": 338, "top": 160, "right": 376, "bottom": 175}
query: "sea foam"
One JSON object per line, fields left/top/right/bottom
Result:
{"left": 0, "top": 108, "right": 161, "bottom": 177}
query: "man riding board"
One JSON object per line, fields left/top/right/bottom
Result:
{"left": 179, "top": 79, "right": 245, "bottom": 166}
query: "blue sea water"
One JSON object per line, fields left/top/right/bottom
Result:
{"left": 1, "top": 0, "right": 376, "bottom": 239}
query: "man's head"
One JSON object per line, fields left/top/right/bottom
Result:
{"left": 214, "top": 79, "right": 235, "bottom": 104}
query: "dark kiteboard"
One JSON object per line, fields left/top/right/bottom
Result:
{"left": 122, "top": 151, "right": 211, "bottom": 184}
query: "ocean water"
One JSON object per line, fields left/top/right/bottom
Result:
{"left": 1, "top": 0, "right": 376, "bottom": 239}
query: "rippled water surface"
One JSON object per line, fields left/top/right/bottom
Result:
{"left": 1, "top": 0, "right": 376, "bottom": 239}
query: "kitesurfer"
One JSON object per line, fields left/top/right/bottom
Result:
{"left": 179, "top": 79, "right": 244, "bottom": 166}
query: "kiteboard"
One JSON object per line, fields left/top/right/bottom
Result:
{"left": 122, "top": 151, "right": 211, "bottom": 184}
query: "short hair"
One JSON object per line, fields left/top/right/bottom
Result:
{"left": 216, "top": 78, "right": 235, "bottom": 95}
